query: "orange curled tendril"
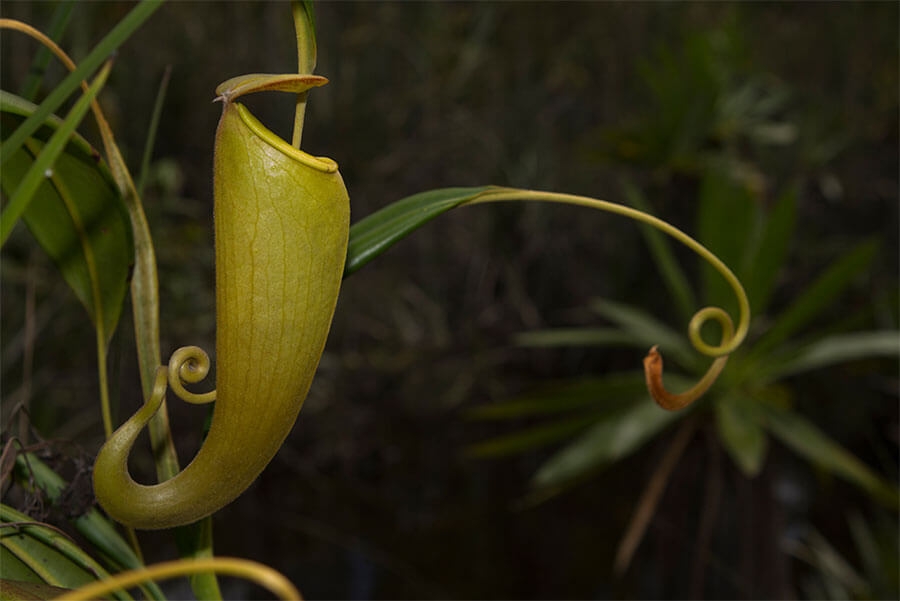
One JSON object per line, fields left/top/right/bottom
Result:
{"left": 644, "top": 346, "right": 729, "bottom": 411}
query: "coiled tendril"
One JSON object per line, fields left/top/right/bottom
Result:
{"left": 465, "top": 187, "right": 751, "bottom": 411}
{"left": 167, "top": 346, "right": 216, "bottom": 404}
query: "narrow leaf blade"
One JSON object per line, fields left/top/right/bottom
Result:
{"left": 744, "top": 186, "right": 797, "bottom": 314}
{"left": 532, "top": 395, "right": 688, "bottom": 489}
{"left": 715, "top": 395, "right": 768, "bottom": 476}
{"left": 751, "top": 240, "right": 879, "bottom": 357}
{"left": 770, "top": 330, "right": 900, "bottom": 379}
{"left": 697, "top": 169, "right": 757, "bottom": 315}
{"left": 762, "top": 405, "right": 899, "bottom": 507}
{"left": 344, "top": 186, "right": 492, "bottom": 276}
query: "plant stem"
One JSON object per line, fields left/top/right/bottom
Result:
{"left": 55, "top": 558, "right": 302, "bottom": 601}
{"left": 469, "top": 188, "right": 751, "bottom": 356}
{"left": 468, "top": 187, "right": 751, "bottom": 408}
{"left": 291, "top": 0, "right": 316, "bottom": 149}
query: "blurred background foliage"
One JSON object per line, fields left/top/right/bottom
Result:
{"left": 1, "top": 2, "right": 897, "bottom": 599}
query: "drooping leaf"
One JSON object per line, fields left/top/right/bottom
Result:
{"left": 344, "top": 186, "right": 493, "bottom": 276}
{"left": 0, "top": 89, "right": 133, "bottom": 344}
{"left": 750, "top": 240, "right": 879, "bottom": 358}
{"left": 714, "top": 394, "right": 768, "bottom": 476}
{"left": 761, "top": 404, "right": 899, "bottom": 507}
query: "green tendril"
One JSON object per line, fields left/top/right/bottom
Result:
{"left": 167, "top": 346, "right": 216, "bottom": 405}
{"left": 465, "top": 187, "right": 750, "bottom": 410}
{"left": 54, "top": 557, "right": 302, "bottom": 601}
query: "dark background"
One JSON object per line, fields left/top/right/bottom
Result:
{"left": 1, "top": 2, "right": 897, "bottom": 599}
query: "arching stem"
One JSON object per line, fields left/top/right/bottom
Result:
{"left": 291, "top": 0, "right": 317, "bottom": 149}
{"left": 466, "top": 187, "right": 751, "bottom": 409}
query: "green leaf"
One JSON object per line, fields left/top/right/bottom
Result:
{"left": 532, "top": 395, "right": 689, "bottom": 489}
{"left": 697, "top": 168, "right": 757, "bottom": 315}
{"left": 0, "top": 0, "right": 162, "bottom": 168}
{"left": 0, "top": 89, "right": 133, "bottom": 344}
{"left": 761, "top": 405, "right": 899, "bottom": 507}
{"left": 751, "top": 240, "right": 879, "bottom": 358}
{"left": 1, "top": 546, "right": 42, "bottom": 583}
{"left": 743, "top": 186, "right": 796, "bottom": 315}
{"left": 467, "top": 372, "right": 647, "bottom": 420}
{"left": 714, "top": 394, "right": 768, "bottom": 476}
{"left": 0, "top": 505, "right": 130, "bottom": 599}
{"left": 768, "top": 330, "right": 900, "bottom": 379}
{"left": 344, "top": 186, "right": 493, "bottom": 276}
{"left": 622, "top": 181, "right": 696, "bottom": 322}
{"left": 0, "top": 578, "right": 72, "bottom": 601}
{"left": 1, "top": 61, "right": 112, "bottom": 245}
{"left": 13, "top": 454, "right": 165, "bottom": 600}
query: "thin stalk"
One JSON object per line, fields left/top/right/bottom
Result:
{"left": 136, "top": 65, "right": 172, "bottom": 199}
{"left": 467, "top": 187, "right": 751, "bottom": 408}
{"left": 614, "top": 417, "right": 698, "bottom": 575}
{"left": 290, "top": 0, "right": 316, "bottom": 149}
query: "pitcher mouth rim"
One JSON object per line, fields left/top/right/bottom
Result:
{"left": 235, "top": 102, "right": 338, "bottom": 174}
